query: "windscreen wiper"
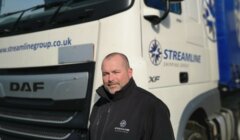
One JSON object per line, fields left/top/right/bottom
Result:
{"left": 0, "top": 10, "right": 23, "bottom": 18}
{"left": 0, "top": 0, "right": 68, "bottom": 18}
{"left": 0, "top": 0, "right": 68, "bottom": 33}
{"left": 13, "top": 0, "right": 70, "bottom": 30}
{"left": 0, "top": 8, "right": 32, "bottom": 33}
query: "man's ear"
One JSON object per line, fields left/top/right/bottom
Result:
{"left": 128, "top": 68, "right": 133, "bottom": 77}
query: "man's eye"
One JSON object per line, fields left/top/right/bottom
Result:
{"left": 102, "top": 73, "right": 108, "bottom": 76}
{"left": 113, "top": 71, "right": 120, "bottom": 74}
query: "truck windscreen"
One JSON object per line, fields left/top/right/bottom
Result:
{"left": 0, "top": 0, "right": 133, "bottom": 37}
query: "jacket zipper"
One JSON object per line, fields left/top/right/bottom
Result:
{"left": 100, "top": 103, "right": 111, "bottom": 140}
{"left": 93, "top": 110, "right": 102, "bottom": 140}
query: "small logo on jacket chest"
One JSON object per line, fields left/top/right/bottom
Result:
{"left": 114, "top": 120, "right": 130, "bottom": 133}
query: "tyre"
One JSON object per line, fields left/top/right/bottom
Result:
{"left": 232, "top": 109, "right": 240, "bottom": 140}
{"left": 184, "top": 120, "right": 208, "bottom": 140}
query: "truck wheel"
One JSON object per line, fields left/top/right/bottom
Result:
{"left": 233, "top": 109, "right": 240, "bottom": 140}
{"left": 184, "top": 121, "right": 208, "bottom": 140}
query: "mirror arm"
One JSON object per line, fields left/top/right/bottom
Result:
{"left": 144, "top": 0, "right": 170, "bottom": 25}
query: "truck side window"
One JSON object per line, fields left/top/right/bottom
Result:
{"left": 145, "top": 0, "right": 182, "bottom": 14}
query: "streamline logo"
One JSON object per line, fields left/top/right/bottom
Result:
{"left": 163, "top": 49, "right": 201, "bottom": 63}
{"left": 149, "top": 39, "right": 201, "bottom": 66}
{"left": 149, "top": 39, "right": 162, "bottom": 65}
{"left": 234, "top": 0, "right": 240, "bottom": 45}
{"left": 203, "top": 0, "right": 216, "bottom": 41}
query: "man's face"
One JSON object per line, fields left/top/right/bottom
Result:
{"left": 101, "top": 55, "right": 132, "bottom": 94}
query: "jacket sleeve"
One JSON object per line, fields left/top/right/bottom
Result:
{"left": 147, "top": 100, "right": 175, "bottom": 140}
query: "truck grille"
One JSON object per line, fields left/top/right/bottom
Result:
{"left": 0, "top": 107, "right": 76, "bottom": 124}
{"left": 0, "top": 62, "right": 95, "bottom": 140}
{"left": 0, "top": 120, "right": 73, "bottom": 140}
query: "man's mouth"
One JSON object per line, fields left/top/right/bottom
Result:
{"left": 108, "top": 83, "right": 118, "bottom": 88}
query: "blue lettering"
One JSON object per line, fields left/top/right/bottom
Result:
{"left": 163, "top": 49, "right": 169, "bottom": 59}
{"left": 172, "top": 51, "right": 177, "bottom": 60}
{"left": 163, "top": 49, "right": 201, "bottom": 63}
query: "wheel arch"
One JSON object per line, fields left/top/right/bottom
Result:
{"left": 189, "top": 108, "right": 209, "bottom": 128}
{"left": 176, "top": 88, "right": 221, "bottom": 140}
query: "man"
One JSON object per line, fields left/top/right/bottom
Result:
{"left": 89, "top": 52, "right": 175, "bottom": 140}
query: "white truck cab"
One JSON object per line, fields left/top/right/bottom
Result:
{"left": 0, "top": 0, "right": 238, "bottom": 140}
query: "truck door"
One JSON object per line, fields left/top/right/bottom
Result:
{"left": 140, "top": 0, "right": 210, "bottom": 88}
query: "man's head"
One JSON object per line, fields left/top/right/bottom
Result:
{"left": 101, "top": 52, "right": 133, "bottom": 94}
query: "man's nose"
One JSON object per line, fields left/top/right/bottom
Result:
{"left": 108, "top": 73, "right": 114, "bottom": 81}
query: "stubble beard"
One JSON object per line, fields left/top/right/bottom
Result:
{"left": 105, "top": 83, "right": 122, "bottom": 94}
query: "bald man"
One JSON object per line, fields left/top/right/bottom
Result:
{"left": 89, "top": 52, "right": 174, "bottom": 140}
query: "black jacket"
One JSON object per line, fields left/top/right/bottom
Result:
{"left": 89, "top": 78, "right": 175, "bottom": 140}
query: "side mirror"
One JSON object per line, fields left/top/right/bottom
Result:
{"left": 143, "top": 0, "right": 183, "bottom": 25}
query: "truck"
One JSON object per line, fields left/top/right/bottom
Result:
{"left": 0, "top": 0, "right": 239, "bottom": 139}
{"left": 215, "top": 0, "right": 240, "bottom": 139}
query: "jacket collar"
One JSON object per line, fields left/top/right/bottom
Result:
{"left": 96, "top": 78, "right": 136, "bottom": 101}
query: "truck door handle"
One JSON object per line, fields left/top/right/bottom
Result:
{"left": 180, "top": 72, "right": 188, "bottom": 83}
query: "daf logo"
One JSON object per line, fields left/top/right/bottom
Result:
{"left": 149, "top": 39, "right": 162, "bottom": 66}
{"left": 10, "top": 82, "right": 44, "bottom": 92}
